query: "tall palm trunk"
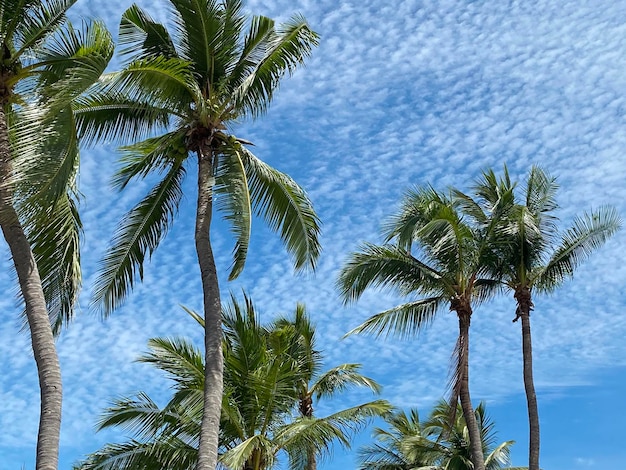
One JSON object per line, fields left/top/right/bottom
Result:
{"left": 455, "top": 306, "right": 485, "bottom": 470}
{"left": 0, "top": 108, "right": 62, "bottom": 470}
{"left": 515, "top": 286, "right": 539, "bottom": 470}
{"left": 195, "top": 147, "right": 223, "bottom": 470}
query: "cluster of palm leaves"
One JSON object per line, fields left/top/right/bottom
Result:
{"left": 338, "top": 166, "right": 621, "bottom": 470}
{"left": 358, "top": 400, "right": 526, "bottom": 470}
{"left": 76, "top": 295, "right": 391, "bottom": 470}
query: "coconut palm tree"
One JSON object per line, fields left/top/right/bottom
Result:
{"left": 455, "top": 166, "right": 621, "bottom": 470}
{"left": 76, "top": 297, "right": 389, "bottom": 470}
{"left": 0, "top": 1, "right": 113, "bottom": 467}
{"left": 75, "top": 2, "right": 321, "bottom": 469}
{"left": 338, "top": 186, "right": 507, "bottom": 470}
{"left": 358, "top": 400, "right": 526, "bottom": 470}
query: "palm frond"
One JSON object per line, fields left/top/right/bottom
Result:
{"left": 34, "top": 19, "right": 114, "bottom": 108}
{"left": 338, "top": 243, "right": 446, "bottom": 304}
{"left": 234, "top": 14, "right": 319, "bottom": 118}
{"left": 91, "top": 159, "right": 185, "bottom": 315}
{"left": 119, "top": 4, "right": 177, "bottom": 60}
{"left": 310, "top": 364, "right": 381, "bottom": 400}
{"left": 11, "top": 0, "right": 75, "bottom": 61}
{"left": 73, "top": 90, "right": 172, "bottom": 146}
{"left": 537, "top": 206, "right": 621, "bottom": 291}
{"left": 139, "top": 337, "right": 205, "bottom": 390}
{"left": 215, "top": 142, "right": 251, "bottom": 280}
{"left": 346, "top": 298, "right": 443, "bottom": 339}
{"left": 243, "top": 146, "right": 321, "bottom": 271}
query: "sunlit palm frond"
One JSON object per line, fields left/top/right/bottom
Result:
{"left": 73, "top": 90, "right": 172, "bottom": 147}
{"left": 105, "top": 56, "right": 201, "bottom": 111}
{"left": 346, "top": 298, "right": 443, "bottom": 340}
{"left": 235, "top": 14, "right": 319, "bottom": 118}
{"left": 310, "top": 364, "right": 382, "bottom": 400}
{"left": 34, "top": 19, "right": 114, "bottom": 108}
{"left": 219, "top": 433, "right": 274, "bottom": 470}
{"left": 537, "top": 206, "right": 621, "bottom": 292}
{"left": 113, "top": 131, "right": 188, "bottom": 190}
{"left": 77, "top": 437, "right": 197, "bottom": 470}
{"left": 139, "top": 337, "right": 205, "bottom": 390}
{"left": 524, "top": 165, "right": 558, "bottom": 240}
{"left": 338, "top": 243, "right": 446, "bottom": 304}
{"left": 92, "top": 160, "right": 185, "bottom": 315}
{"left": 243, "top": 146, "right": 321, "bottom": 271}
{"left": 215, "top": 142, "right": 251, "bottom": 280}
{"left": 11, "top": 0, "right": 75, "bottom": 61}
{"left": 119, "top": 4, "right": 177, "bottom": 61}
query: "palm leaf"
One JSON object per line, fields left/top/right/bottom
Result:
{"left": 243, "top": 146, "right": 321, "bottom": 271}
{"left": 119, "top": 4, "right": 177, "bottom": 60}
{"left": 310, "top": 364, "right": 381, "bottom": 400}
{"left": 234, "top": 14, "right": 318, "bottom": 118}
{"left": 537, "top": 206, "right": 621, "bottom": 291}
{"left": 214, "top": 142, "right": 251, "bottom": 280}
{"left": 92, "top": 159, "right": 186, "bottom": 315}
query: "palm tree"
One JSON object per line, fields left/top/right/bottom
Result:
{"left": 75, "top": 2, "right": 321, "bottom": 469}
{"left": 0, "top": 1, "right": 113, "bottom": 467}
{"left": 77, "top": 296, "right": 389, "bottom": 470}
{"left": 358, "top": 400, "right": 525, "bottom": 470}
{"left": 338, "top": 186, "right": 506, "bottom": 470}
{"left": 456, "top": 166, "right": 621, "bottom": 470}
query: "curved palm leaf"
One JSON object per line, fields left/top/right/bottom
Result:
{"left": 92, "top": 158, "right": 186, "bottom": 315}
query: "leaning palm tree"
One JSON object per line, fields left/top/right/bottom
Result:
{"left": 456, "top": 166, "right": 621, "bottom": 470}
{"left": 338, "top": 186, "right": 506, "bottom": 470}
{"left": 77, "top": 296, "right": 389, "bottom": 470}
{"left": 0, "top": 1, "right": 113, "bottom": 467}
{"left": 75, "top": 2, "right": 321, "bottom": 469}
{"left": 358, "top": 400, "right": 525, "bottom": 470}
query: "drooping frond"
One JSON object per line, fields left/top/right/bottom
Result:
{"left": 215, "top": 142, "right": 251, "bottom": 280}
{"left": 310, "top": 363, "right": 381, "bottom": 400}
{"left": 92, "top": 159, "right": 186, "bottom": 316}
{"left": 243, "top": 146, "right": 321, "bottom": 271}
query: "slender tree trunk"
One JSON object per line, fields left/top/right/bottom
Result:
{"left": 515, "top": 286, "right": 540, "bottom": 470}
{"left": 0, "top": 108, "right": 62, "bottom": 470}
{"left": 456, "top": 308, "right": 485, "bottom": 470}
{"left": 195, "top": 147, "right": 223, "bottom": 470}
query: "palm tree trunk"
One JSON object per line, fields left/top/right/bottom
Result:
{"left": 195, "top": 147, "right": 223, "bottom": 470}
{"left": 0, "top": 108, "right": 62, "bottom": 470}
{"left": 300, "top": 394, "right": 316, "bottom": 470}
{"left": 515, "top": 287, "right": 540, "bottom": 470}
{"left": 456, "top": 309, "right": 485, "bottom": 470}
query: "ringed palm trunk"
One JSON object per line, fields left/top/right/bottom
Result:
{"left": 0, "top": 108, "right": 62, "bottom": 470}
{"left": 195, "top": 146, "right": 224, "bottom": 470}
{"left": 515, "top": 286, "right": 540, "bottom": 470}
{"left": 455, "top": 304, "right": 485, "bottom": 470}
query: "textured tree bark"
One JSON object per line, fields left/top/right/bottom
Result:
{"left": 456, "top": 309, "right": 485, "bottom": 470}
{"left": 195, "top": 148, "right": 223, "bottom": 470}
{"left": 515, "top": 286, "right": 540, "bottom": 470}
{"left": 300, "top": 393, "right": 317, "bottom": 470}
{"left": 0, "top": 108, "right": 62, "bottom": 470}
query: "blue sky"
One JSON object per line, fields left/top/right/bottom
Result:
{"left": 1, "top": 0, "right": 626, "bottom": 468}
